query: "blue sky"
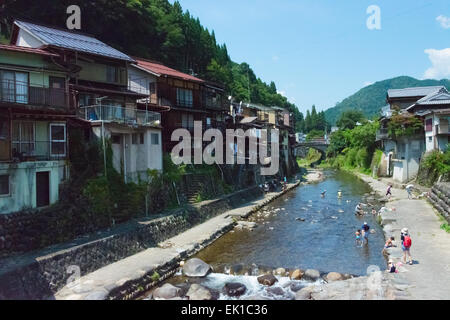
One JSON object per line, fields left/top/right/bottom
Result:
{"left": 172, "top": 0, "right": 450, "bottom": 113}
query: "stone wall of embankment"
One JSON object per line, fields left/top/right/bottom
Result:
{"left": 0, "top": 186, "right": 262, "bottom": 300}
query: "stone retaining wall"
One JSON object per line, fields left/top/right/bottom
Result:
{"left": 428, "top": 182, "right": 450, "bottom": 223}
{"left": 0, "top": 186, "right": 262, "bottom": 300}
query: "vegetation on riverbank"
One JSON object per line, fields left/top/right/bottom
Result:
{"left": 296, "top": 149, "right": 322, "bottom": 167}
{"left": 325, "top": 117, "right": 381, "bottom": 176}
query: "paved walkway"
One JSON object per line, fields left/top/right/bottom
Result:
{"left": 359, "top": 174, "right": 450, "bottom": 300}
{"left": 55, "top": 182, "right": 301, "bottom": 300}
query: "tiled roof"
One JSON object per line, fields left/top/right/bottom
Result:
{"left": 407, "top": 87, "right": 450, "bottom": 111}
{"left": 0, "top": 44, "right": 59, "bottom": 57}
{"left": 134, "top": 58, "right": 204, "bottom": 83}
{"left": 14, "top": 20, "right": 134, "bottom": 62}
{"left": 387, "top": 86, "right": 445, "bottom": 99}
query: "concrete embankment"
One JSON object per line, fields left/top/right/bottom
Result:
{"left": 54, "top": 180, "right": 303, "bottom": 300}
{"left": 0, "top": 185, "right": 263, "bottom": 299}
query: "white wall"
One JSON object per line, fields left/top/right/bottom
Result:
{"left": 16, "top": 29, "right": 44, "bottom": 48}
{"left": 0, "top": 161, "right": 66, "bottom": 214}
{"left": 128, "top": 66, "right": 157, "bottom": 95}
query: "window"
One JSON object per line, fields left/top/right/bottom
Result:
{"left": 425, "top": 118, "right": 433, "bottom": 132}
{"left": 151, "top": 133, "right": 159, "bottom": 145}
{"left": 140, "top": 133, "right": 144, "bottom": 144}
{"left": 50, "top": 123, "right": 66, "bottom": 156}
{"left": 149, "top": 82, "right": 156, "bottom": 95}
{"left": 0, "top": 175, "right": 9, "bottom": 196}
{"left": 106, "top": 66, "right": 118, "bottom": 83}
{"left": 176, "top": 88, "right": 193, "bottom": 107}
{"left": 111, "top": 135, "right": 121, "bottom": 144}
{"left": 12, "top": 121, "right": 35, "bottom": 156}
{"left": 0, "top": 70, "right": 29, "bottom": 104}
{"left": 132, "top": 133, "right": 138, "bottom": 145}
{"left": 181, "top": 113, "right": 194, "bottom": 129}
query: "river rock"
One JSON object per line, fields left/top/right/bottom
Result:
{"left": 295, "top": 286, "right": 314, "bottom": 300}
{"left": 303, "top": 269, "right": 321, "bottom": 281}
{"left": 290, "top": 282, "right": 305, "bottom": 292}
{"left": 275, "top": 267, "right": 286, "bottom": 275}
{"left": 257, "top": 274, "right": 278, "bottom": 286}
{"left": 152, "top": 283, "right": 182, "bottom": 300}
{"left": 290, "top": 269, "right": 304, "bottom": 280}
{"left": 183, "top": 258, "right": 212, "bottom": 277}
{"left": 326, "top": 272, "right": 343, "bottom": 282}
{"left": 266, "top": 286, "right": 285, "bottom": 296}
{"left": 186, "top": 284, "right": 213, "bottom": 300}
{"left": 223, "top": 282, "right": 247, "bottom": 297}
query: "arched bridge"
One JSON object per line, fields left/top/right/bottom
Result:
{"left": 293, "top": 139, "right": 329, "bottom": 158}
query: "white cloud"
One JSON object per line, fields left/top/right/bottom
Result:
{"left": 436, "top": 15, "right": 450, "bottom": 29}
{"left": 423, "top": 48, "right": 450, "bottom": 79}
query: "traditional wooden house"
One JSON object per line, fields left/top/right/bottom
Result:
{"left": 10, "top": 20, "right": 163, "bottom": 183}
{"left": 0, "top": 44, "right": 71, "bottom": 213}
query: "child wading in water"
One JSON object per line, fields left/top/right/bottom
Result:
{"left": 355, "top": 229, "right": 362, "bottom": 247}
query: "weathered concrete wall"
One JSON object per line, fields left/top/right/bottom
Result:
{"left": 0, "top": 186, "right": 263, "bottom": 300}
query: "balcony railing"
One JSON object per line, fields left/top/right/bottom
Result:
{"left": 80, "top": 104, "right": 161, "bottom": 126}
{"left": 0, "top": 80, "right": 67, "bottom": 108}
{"left": 376, "top": 128, "right": 389, "bottom": 141}
{"left": 11, "top": 140, "right": 67, "bottom": 162}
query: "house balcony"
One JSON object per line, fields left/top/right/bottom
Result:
{"left": 376, "top": 128, "right": 389, "bottom": 141}
{"left": 0, "top": 80, "right": 67, "bottom": 109}
{"left": 79, "top": 104, "right": 161, "bottom": 126}
{"left": 0, "top": 140, "right": 68, "bottom": 162}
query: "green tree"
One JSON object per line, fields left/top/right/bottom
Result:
{"left": 337, "top": 110, "right": 365, "bottom": 130}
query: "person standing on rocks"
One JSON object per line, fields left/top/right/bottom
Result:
{"left": 401, "top": 228, "right": 413, "bottom": 265}
{"left": 361, "top": 222, "right": 370, "bottom": 244}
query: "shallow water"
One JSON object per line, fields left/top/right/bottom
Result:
{"left": 145, "top": 170, "right": 387, "bottom": 300}
{"left": 194, "top": 170, "right": 386, "bottom": 276}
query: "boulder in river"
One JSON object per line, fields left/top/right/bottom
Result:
{"left": 257, "top": 274, "right": 278, "bottom": 286}
{"left": 182, "top": 258, "right": 212, "bottom": 277}
{"left": 152, "top": 283, "right": 182, "bottom": 300}
{"left": 295, "top": 286, "right": 314, "bottom": 300}
{"left": 186, "top": 284, "right": 213, "bottom": 300}
{"left": 326, "top": 272, "right": 343, "bottom": 282}
{"left": 290, "top": 269, "right": 304, "bottom": 280}
{"left": 266, "top": 286, "right": 285, "bottom": 296}
{"left": 223, "top": 282, "right": 247, "bottom": 297}
{"left": 290, "top": 282, "right": 305, "bottom": 292}
{"left": 303, "top": 269, "right": 321, "bottom": 281}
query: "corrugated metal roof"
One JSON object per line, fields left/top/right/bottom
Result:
{"left": 15, "top": 20, "right": 134, "bottom": 62}
{"left": 0, "top": 44, "right": 59, "bottom": 57}
{"left": 135, "top": 58, "right": 204, "bottom": 83}
{"left": 387, "top": 86, "right": 445, "bottom": 98}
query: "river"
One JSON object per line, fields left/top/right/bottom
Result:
{"left": 146, "top": 170, "right": 387, "bottom": 300}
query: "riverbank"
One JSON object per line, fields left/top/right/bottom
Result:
{"left": 357, "top": 174, "right": 450, "bottom": 300}
{"left": 296, "top": 169, "right": 450, "bottom": 300}
{"left": 55, "top": 178, "right": 305, "bottom": 300}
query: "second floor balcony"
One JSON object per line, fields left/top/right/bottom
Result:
{"left": 79, "top": 103, "right": 161, "bottom": 126}
{"left": 1, "top": 79, "right": 67, "bottom": 109}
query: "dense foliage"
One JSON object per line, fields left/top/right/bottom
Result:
{"left": 336, "top": 110, "right": 365, "bottom": 130}
{"left": 0, "top": 0, "right": 303, "bottom": 127}
{"left": 387, "top": 111, "right": 423, "bottom": 138}
{"left": 326, "top": 120, "right": 380, "bottom": 174}
{"left": 297, "top": 105, "right": 328, "bottom": 134}
{"left": 324, "top": 76, "right": 450, "bottom": 125}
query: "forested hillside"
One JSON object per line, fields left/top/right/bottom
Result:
{"left": 324, "top": 76, "right": 450, "bottom": 125}
{"left": 0, "top": 0, "right": 303, "bottom": 127}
